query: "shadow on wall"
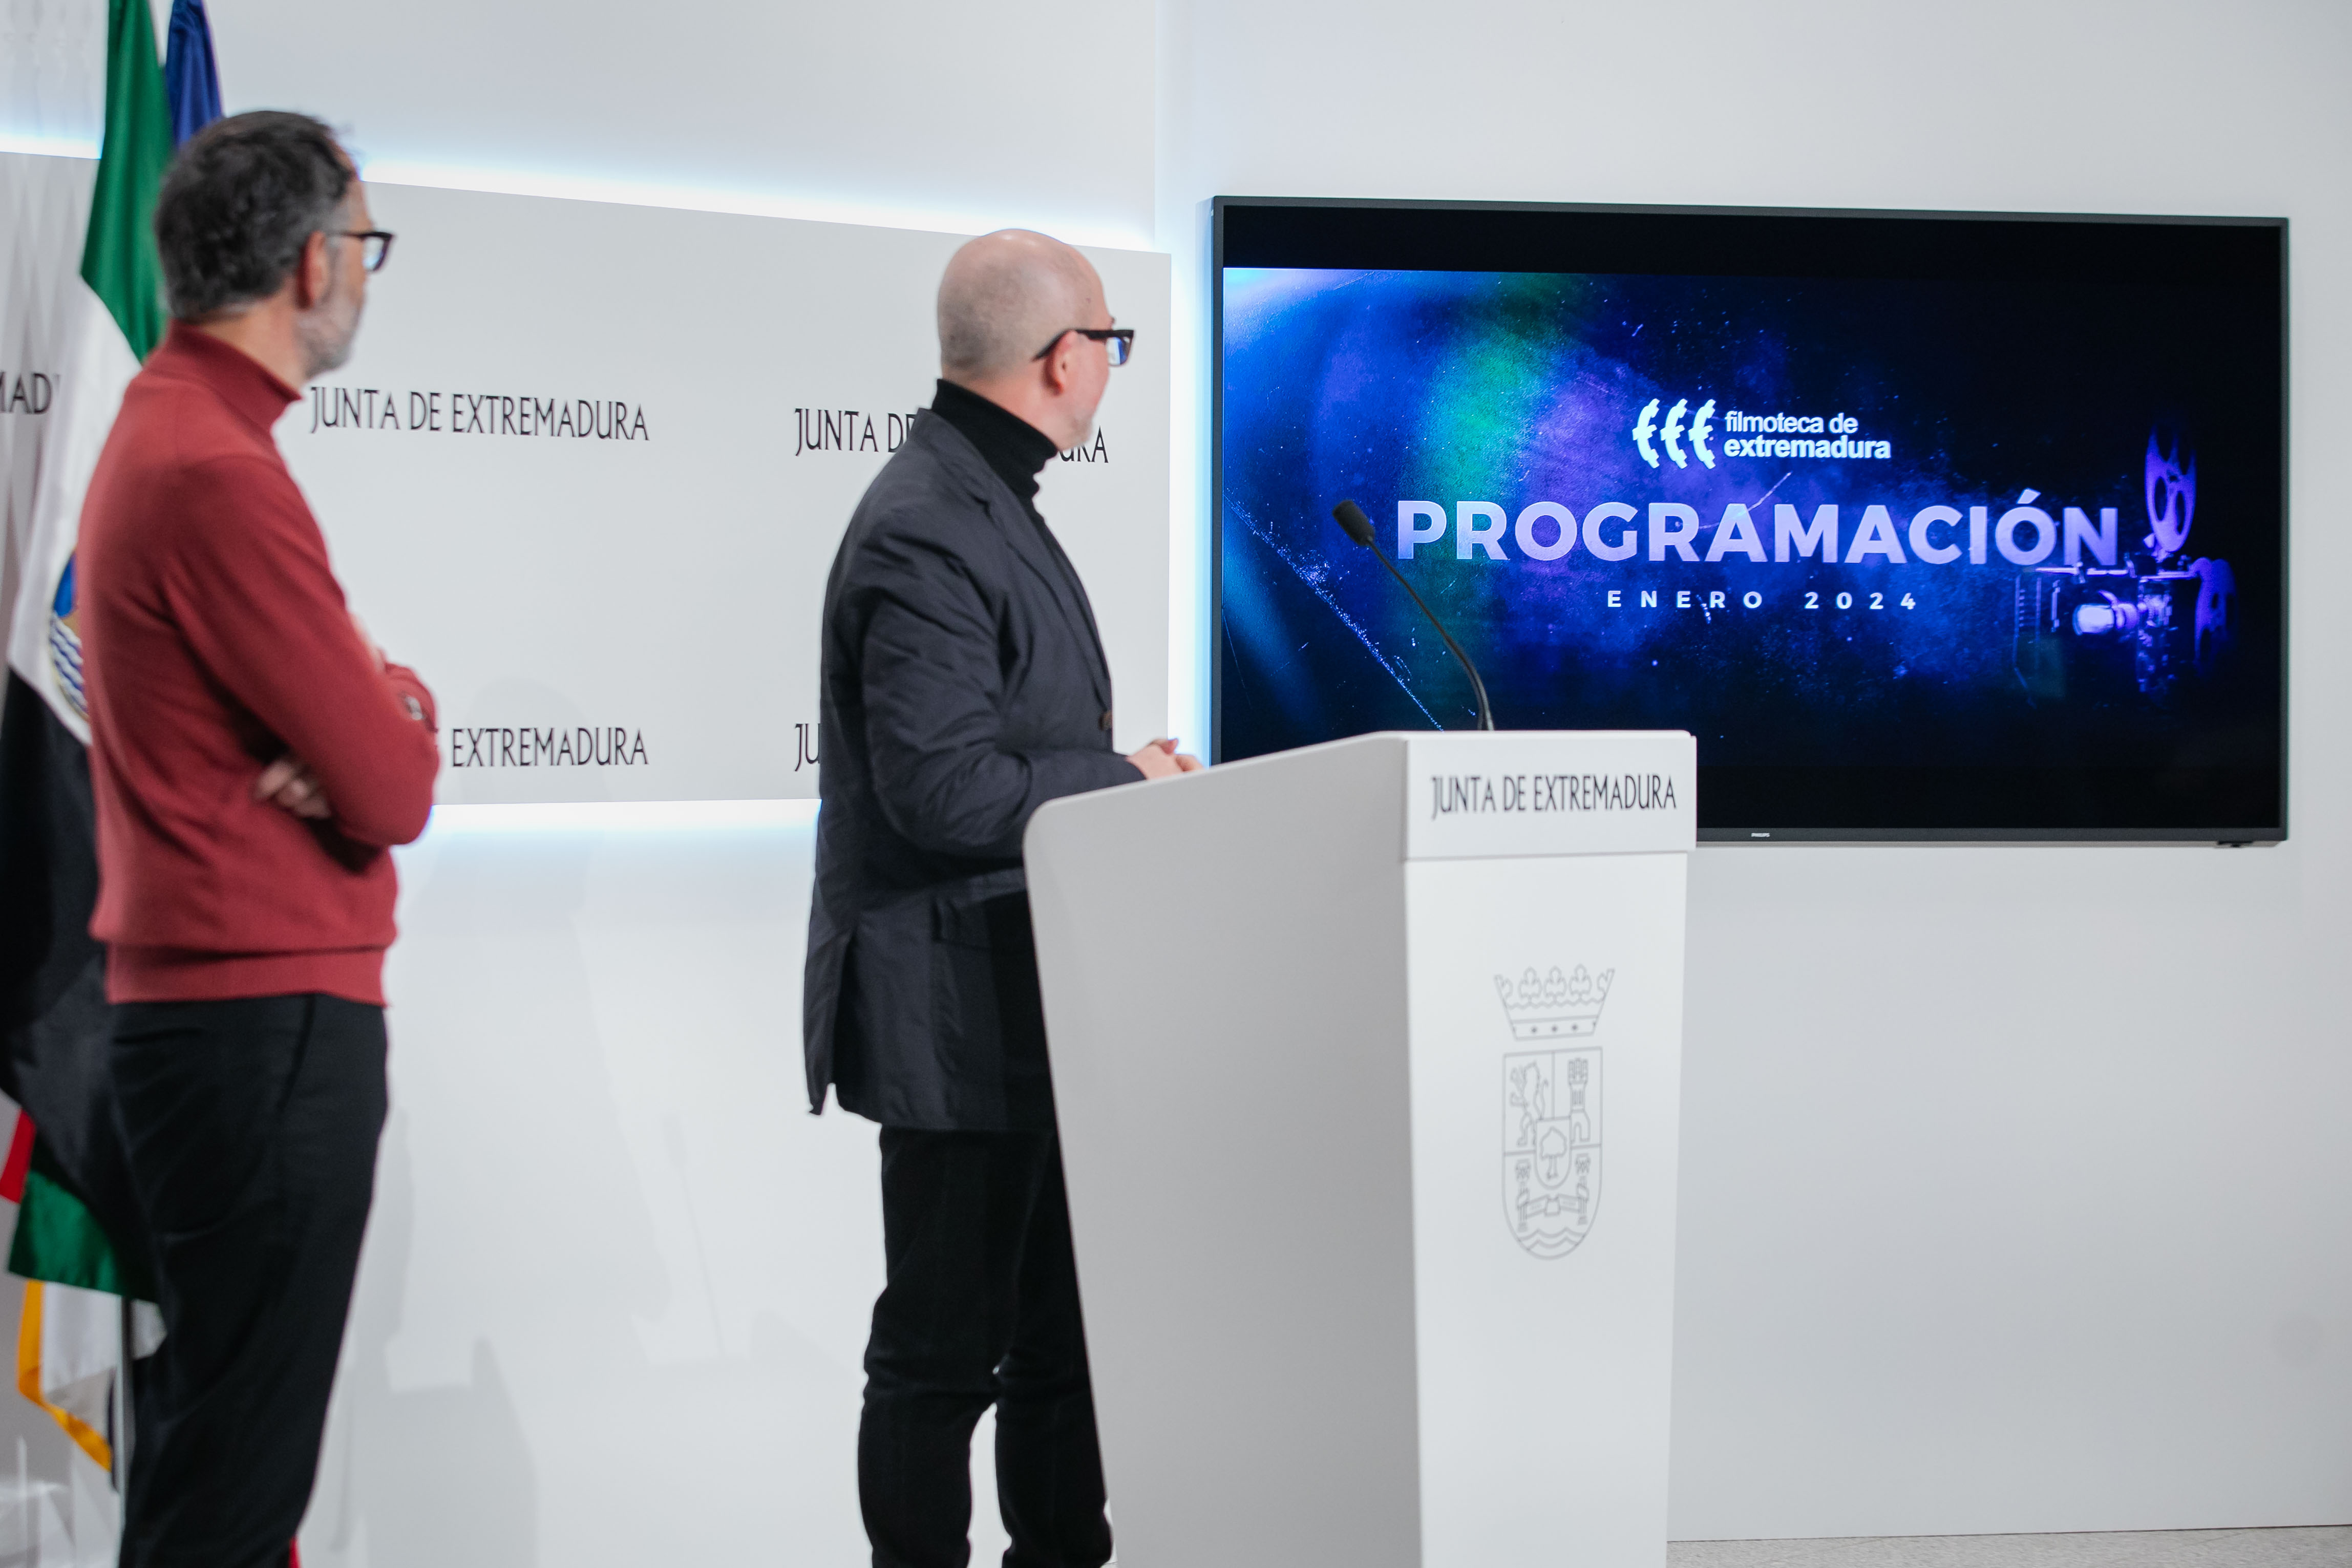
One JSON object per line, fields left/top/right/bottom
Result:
{"left": 299, "top": 816, "right": 878, "bottom": 1565}
{"left": 305, "top": 1113, "right": 539, "bottom": 1566}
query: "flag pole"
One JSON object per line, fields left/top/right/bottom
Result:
{"left": 114, "top": 1297, "right": 134, "bottom": 1498}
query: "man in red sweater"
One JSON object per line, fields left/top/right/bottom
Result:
{"left": 78, "top": 112, "right": 436, "bottom": 1568}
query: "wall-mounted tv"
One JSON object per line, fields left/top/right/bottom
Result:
{"left": 1212, "top": 198, "right": 2286, "bottom": 842}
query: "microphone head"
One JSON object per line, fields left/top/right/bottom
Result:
{"left": 1331, "top": 499, "right": 1375, "bottom": 547}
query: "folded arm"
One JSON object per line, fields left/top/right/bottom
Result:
{"left": 167, "top": 456, "right": 440, "bottom": 847}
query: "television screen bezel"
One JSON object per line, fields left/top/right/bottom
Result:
{"left": 1209, "top": 195, "right": 2290, "bottom": 844}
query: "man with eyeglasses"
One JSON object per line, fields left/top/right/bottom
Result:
{"left": 77, "top": 110, "right": 432, "bottom": 1568}
{"left": 806, "top": 228, "right": 1194, "bottom": 1567}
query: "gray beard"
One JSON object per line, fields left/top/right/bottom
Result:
{"left": 295, "top": 294, "right": 362, "bottom": 380}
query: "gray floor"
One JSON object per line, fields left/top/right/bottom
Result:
{"left": 1671, "top": 1528, "right": 2352, "bottom": 1567}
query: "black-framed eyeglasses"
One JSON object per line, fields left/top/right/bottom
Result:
{"left": 1032, "top": 326, "right": 1134, "bottom": 367}
{"left": 335, "top": 230, "right": 395, "bottom": 273}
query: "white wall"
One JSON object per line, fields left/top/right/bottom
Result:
{"left": 5, "top": 0, "right": 2350, "bottom": 1558}
{"left": 214, "top": 0, "right": 1157, "bottom": 245}
{"left": 3, "top": 0, "right": 1157, "bottom": 244}
{"left": 1158, "top": 0, "right": 2352, "bottom": 1538}
{"left": 306, "top": 812, "right": 884, "bottom": 1565}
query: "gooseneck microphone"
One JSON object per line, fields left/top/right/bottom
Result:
{"left": 1331, "top": 499, "right": 1495, "bottom": 731}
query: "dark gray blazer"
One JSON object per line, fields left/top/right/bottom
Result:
{"left": 803, "top": 411, "right": 1139, "bottom": 1130}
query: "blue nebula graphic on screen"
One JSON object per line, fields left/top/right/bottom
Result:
{"left": 1218, "top": 267, "right": 2263, "bottom": 776}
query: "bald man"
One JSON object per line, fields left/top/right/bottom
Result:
{"left": 804, "top": 231, "right": 1194, "bottom": 1568}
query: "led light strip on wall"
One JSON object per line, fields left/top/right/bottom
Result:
{"left": 0, "top": 135, "right": 100, "bottom": 158}
{"left": 424, "top": 799, "right": 819, "bottom": 834}
{"left": 0, "top": 137, "right": 1154, "bottom": 249}
{"left": 363, "top": 162, "right": 1154, "bottom": 250}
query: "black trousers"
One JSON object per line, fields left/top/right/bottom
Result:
{"left": 861, "top": 1129, "right": 1111, "bottom": 1568}
{"left": 111, "top": 994, "right": 388, "bottom": 1568}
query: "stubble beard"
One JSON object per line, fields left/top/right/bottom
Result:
{"left": 1058, "top": 383, "right": 1108, "bottom": 454}
{"left": 295, "top": 283, "right": 363, "bottom": 381}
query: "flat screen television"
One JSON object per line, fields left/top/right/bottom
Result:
{"left": 1213, "top": 198, "right": 2286, "bottom": 841}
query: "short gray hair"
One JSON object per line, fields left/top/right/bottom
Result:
{"left": 154, "top": 111, "right": 353, "bottom": 321}
{"left": 937, "top": 230, "right": 1098, "bottom": 382}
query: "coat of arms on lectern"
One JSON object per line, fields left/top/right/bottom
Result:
{"left": 1499, "top": 965, "right": 1609, "bottom": 1259}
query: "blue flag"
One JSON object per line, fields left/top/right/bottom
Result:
{"left": 162, "top": 0, "right": 222, "bottom": 147}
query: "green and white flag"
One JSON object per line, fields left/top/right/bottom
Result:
{"left": 5, "top": 0, "right": 172, "bottom": 723}
{"left": 0, "top": 0, "right": 174, "bottom": 1474}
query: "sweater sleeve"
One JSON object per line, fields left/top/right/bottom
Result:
{"left": 162, "top": 454, "right": 441, "bottom": 847}
{"left": 856, "top": 527, "right": 1141, "bottom": 860}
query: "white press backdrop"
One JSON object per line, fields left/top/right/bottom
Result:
{"left": 3, "top": 0, "right": 2348, "bottom": 1561}
{"left": 278, "top": 183, "right": 1169, "bottom": 803}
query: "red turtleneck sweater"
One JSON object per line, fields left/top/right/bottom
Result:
{"left": 79, "top": 323, "right": 439, "bottom": 1005}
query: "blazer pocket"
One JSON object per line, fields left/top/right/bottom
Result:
{"left": 929, "top": 868, "right": 1033, "bottom": 952}
{"left": 927, "top": 870, "right": 1049, "bottom": 1107}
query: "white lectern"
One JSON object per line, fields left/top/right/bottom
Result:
{"left": 1025, "top": 730, "right": 1696, "bottom": 1568}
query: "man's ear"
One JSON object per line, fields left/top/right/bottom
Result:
{"left": 294, "top": 230, "right": 331, "bottom": 310}
{"left": 1041, "top": 336, "right": 1077, "bottom": 398}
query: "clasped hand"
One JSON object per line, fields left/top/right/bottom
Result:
{"left": 1124, "top": 736, "right": 1202, "bottom": 780}
{"left": 252, "top": 611, "right": 395, "bottom": 822}
{"left": 253, "top": 753, "right": 332, "bottom": 819}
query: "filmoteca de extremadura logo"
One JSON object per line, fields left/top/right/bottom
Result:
{"left": 1499, "top": 964, "right": 1611, "bottom": 1259}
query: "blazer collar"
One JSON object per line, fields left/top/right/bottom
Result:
{"left": 915, "top": 413, "right": 1110, "bottom": 708}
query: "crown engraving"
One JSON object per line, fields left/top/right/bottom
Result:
{"left": 1494, "top": 965, "right": 1613, "bottom": 1040}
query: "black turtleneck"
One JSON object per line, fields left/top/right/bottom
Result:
{"left": 930, "top": 379, "right": 1058, "bottom": 518}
